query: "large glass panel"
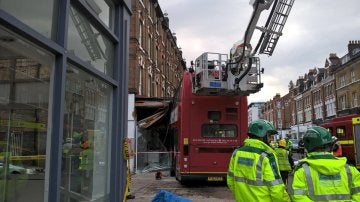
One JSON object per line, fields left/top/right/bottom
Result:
{"left": 0, "top": 26, "right": 54, "bottom": 201}
{"left": 67, "top": 5, "right": 114, "bottom": 77}
{"left": 0, "top": 0, "right": 56, "bottom": 38}
{"left": 60, "top": 64, "right": 112, "bottom": 202}
{"left": 81, "top": 0, "right": 113, "bottom": 28}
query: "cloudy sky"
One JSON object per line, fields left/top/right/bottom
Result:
{"left": 157, "top": 0, "right": 360, "bottom": 103}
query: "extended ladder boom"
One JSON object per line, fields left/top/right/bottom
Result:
{"left": 192, "top": 0, "right": 295, "bottom": 96}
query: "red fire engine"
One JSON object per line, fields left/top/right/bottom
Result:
{"left": 320, "top": 115, "right": 360, "bottom": 168}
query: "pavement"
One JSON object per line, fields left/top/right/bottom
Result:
{"left": 127, "top": 171, "right": 236, "bottom": 202}
{"left": 126, "top": 152, "right": 302, "bottom": 202}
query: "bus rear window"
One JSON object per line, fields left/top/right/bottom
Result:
{"left": 201, "top": 124, "right": 237, "bottom": 138}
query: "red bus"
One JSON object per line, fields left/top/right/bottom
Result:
{"left": 170, "top": 70, "right": 248, "bottom": 184}
{"left": 320, "top": 114, "right": 360, "bottom": 166}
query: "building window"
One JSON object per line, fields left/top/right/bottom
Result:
{"left": 339, "top": 75, "right": 346, "bottom": 87}
{"left": 305, "top": 109, "right": 311, "bottom": 122}
{"left": 139, "top": 20, "right": 143, "bottom": 48}
{"left": 61, "top": 64, "right": 112, "bottom": 201}
{"left": 351, "top": 71, "right": 356, "bottom": 83}
{"left": 155, "top": 47, "right": 158, "bottom": 67}
{"left": 147, "top": 74, "right": 151, "bottom": 97}
{"left": 138, "top": 68, "right": 142, "bottom": 95}
{"left": 276, "top": 101, "right": 280, "bottom": 108}
{"left": 339, "top": 95, "right": 346, "bottom": 110}
{"left": 352, "top": 92, "right": 358, "bottom": 107}
{"left": 148, "top": 35, "right": 152, "bottom": 57}
{"left": 68, "top": 5, "right": 114, "bottom": 77}
{"left": 314, "top": 107, "right": 321, "bottom": 119}
{"left": 0, "top": 26, "right": 54, "bottom": 201}
{"left": 0, "top": 0, "right": 56, "bottom": 38}
{"left": 147, "top": 1, "right": 152, "bottom": 19}
{"left": 154, "top": 81, "right": 158, "bottom": 97}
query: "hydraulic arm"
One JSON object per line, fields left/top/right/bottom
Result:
{"left": 192, "top": 0, "right": 295, "bottom": 96}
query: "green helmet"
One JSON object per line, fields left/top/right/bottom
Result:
{"left": 248, "top": 119, "right": 277, "bottom": 137}
{"left": 303, "top": 126, "right": 332, "bottom": 152}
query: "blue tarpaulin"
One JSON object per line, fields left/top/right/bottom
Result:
{"left": 151, "top": 189, "right": 192, "bottom": 202}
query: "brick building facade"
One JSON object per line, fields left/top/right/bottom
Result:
{"left": 335, "top": 41, "right": 360, "bottom": 116}
{"left": 129, "top": 0, "right": 186, "bottom": 98}
{"left": 262, "top": 41, "right": 360, "bottom": 139}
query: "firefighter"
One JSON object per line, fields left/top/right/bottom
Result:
{"left": 227, "top": 119, "right": 290, "bottom": 202}
{"left": 275, "top": 139, "right": 294, "bottom": 184}
{"left": 290, "top": 126, "right": 360, "bottom": 201}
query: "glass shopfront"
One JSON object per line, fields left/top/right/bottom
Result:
{"left": 0, "top": 26, "right": 54, "bottom": 202}
{"left": 60, "top": 64, "right": 112, "bottom": 202}
{"left": 0, "top": 0, "right": 130, "bottom": 201}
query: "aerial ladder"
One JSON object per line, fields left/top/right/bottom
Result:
{"left": 192, "top": 0, "right": 295, "bottom": 96}
{"left": 69, "top": 5, "right": 107, "bottom": 61}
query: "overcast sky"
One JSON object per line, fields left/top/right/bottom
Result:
{"left": 157, "top": 0, "right": 360, "bottom": 103}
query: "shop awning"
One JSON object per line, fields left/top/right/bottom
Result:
{"left": 135, "top": 99, "right": 171, "bottom": 129}
{"left": 135, "top": 100, "right": 169, "bottom": 108}
{"left": 137, "top": 109, "right": 167, "bottom": 129}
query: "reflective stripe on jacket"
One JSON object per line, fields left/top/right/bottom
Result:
{"left": 275, "top": 148, "right": 292, "bottom": 171}
{"left": 227, "top": 138, "right": 290, "bottom": 202}
{"left": 290, "top": 152, "right": 360, "bottom": 201}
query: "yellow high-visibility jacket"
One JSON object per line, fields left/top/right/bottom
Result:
{"left": 290, "top": 152, "right": 360, "bottom": 202}
{"left": 227, "top": 138, "right": 290, "bottom": 202}
{"left": 275, "top": 147, "right": 292, "bottom": 171}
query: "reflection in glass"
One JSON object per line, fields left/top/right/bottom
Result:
{"left": 60, "top": 64, "right": 112, "bottom": 202}
{"left": 0, "top": 26, "right": 54, "bottom": 201}
{"left": 0, "top": 0, "right": 56, "bottom": 38}
{"left": 68, "top": 5, "right": 114, "bottom": 77}
{"left": 81, "top": 0, "right": 112, "bottom": 28}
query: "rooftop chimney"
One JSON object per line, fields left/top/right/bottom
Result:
{"left": 348, "top": 40, "right": 360, "bottom": 58}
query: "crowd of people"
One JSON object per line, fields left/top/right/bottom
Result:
{"left": 227, "top": 119, "right": 360, "bottom": 202}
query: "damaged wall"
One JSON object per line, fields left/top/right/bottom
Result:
{"left": 133, "top": 97, "right": 174, "bottom": 173}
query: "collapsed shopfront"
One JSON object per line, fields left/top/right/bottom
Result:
{"left": 133, "top": 98, "right": 174, "bottom": 174}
